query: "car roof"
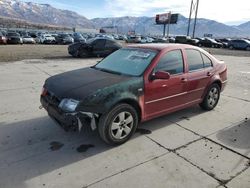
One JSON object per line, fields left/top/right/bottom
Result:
{"left": 127, "top": 43, "right": 196, "bottom": 51}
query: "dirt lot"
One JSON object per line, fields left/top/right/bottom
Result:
{"left": 0, "top": 44, "right": 250, "bottom": 63}
{"left": 0, "top": 45, "right": 69, "bottom": 62}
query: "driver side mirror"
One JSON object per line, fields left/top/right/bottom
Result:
{"left": 151, "top": 71, "right": 170, "bottom": 80}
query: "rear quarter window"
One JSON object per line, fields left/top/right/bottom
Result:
{"left": 201, "top": 53, "right": 213, "bottom": 68}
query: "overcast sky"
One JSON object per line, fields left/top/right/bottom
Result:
{"left": 22, "top": 0, "right": 250, "bottom": 25}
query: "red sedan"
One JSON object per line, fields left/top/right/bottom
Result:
{"left": 41, "top": 43, "right": 227, "bottom": 145}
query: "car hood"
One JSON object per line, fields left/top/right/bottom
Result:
{"left": 44, "top": 67, "right": 131, "bottom": 100}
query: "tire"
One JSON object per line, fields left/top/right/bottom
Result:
{"left": 72, "top": 50, "right": 79, "bottom": 58}
{"left": 246, "top": 46, "right": 250, "bottom": 51}
{"left": 229, "top": 45, "right": 234, "bottom": 50}
{"left": 98, "top": 103, "right": 138, "bottom": 145}
{"left": 200, "top": 84, "right": 220, "bottom": 111}
{"left": 78, "top": 49, "right": 88, "bottom": 58}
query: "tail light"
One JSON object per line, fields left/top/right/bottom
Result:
{"left": 41, "top": 87, "right": 48, "bottom": 96}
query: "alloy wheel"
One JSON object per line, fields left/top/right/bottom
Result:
{"left": 111, "top": 111, "right": 133, "bottom": 140}
{"left": 207, "top": 87, "right": 219, "bottom": 108}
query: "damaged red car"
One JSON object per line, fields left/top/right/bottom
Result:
{"left": 41, "top": 44, "right": 227, "bottom": 145}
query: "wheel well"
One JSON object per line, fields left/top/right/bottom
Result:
{"left": 118, "top": 99, "right": 142, "bottom": 122}
{"left": 212, "top": 80, "right": 222, "bottom": 90}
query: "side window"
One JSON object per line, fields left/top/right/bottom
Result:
{"left": 155, "top": 50, "right": 184, "bottom": 75}
{"left": 93, "top": 39, "right": 106, "bottom": 48}
{"left": 201, "top": 53, "right": 213, "bottom": 68}
{"left": 186, "top": 49, "right": 204, "bottom": 71}
{"left": 105, "top": 40, "right": 115, "bottom": 48}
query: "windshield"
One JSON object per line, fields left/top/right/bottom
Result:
{"left": 94, "top": 48, "right": 158, "bottom": 76}
{"left": 86, "top": 38, "right": 96, "bottom": 44}
{"left": 7, "top": 33, "right": 20, "bottom": 37}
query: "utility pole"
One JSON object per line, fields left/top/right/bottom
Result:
{"left": 167, "top": 12, "right": 171, "bottom": 38}
{"left": 187, "top": 0, "right": 193, "bottom": 36}
{"left": 187, "top": 0, "right": 200, "bottom": 38}
{"left": 192, "top": 0, "right": 199, "bottom": 38}
{"left": 163, "top": 24, "right": 166, "bottom": 37}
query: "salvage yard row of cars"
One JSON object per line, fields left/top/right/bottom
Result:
{"left": 0, "top": 30, "right": 86, "bottom": 45}
{"left": 1, "top": 29, "right": 250, "bottom": 51}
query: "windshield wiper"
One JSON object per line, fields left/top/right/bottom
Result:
{"left": 92, "top": 67, "right": 122, "bottom": 75}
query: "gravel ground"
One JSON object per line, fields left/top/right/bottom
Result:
{"left": 0, "top": 44, "right": 250, "bottom": 63}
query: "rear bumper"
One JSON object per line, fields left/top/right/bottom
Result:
{"left": 221, "top": 80, "right": 228, "bottom": 92}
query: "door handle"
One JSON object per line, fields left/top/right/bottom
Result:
{"left": 207, "top": 72, "right": 212, "bottom": 76}
{"left": 181, "top": 78, "right": 187, "bottom": 83}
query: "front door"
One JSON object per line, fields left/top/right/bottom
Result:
{"left": 92, "top": 39, "right": 106, "bottom": 57}
{"left": 144, "top": 49, "right": 188, "bottom": 119}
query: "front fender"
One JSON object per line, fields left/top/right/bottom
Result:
{"left": 76, "top": 78, "right": 144, "bottom": 114}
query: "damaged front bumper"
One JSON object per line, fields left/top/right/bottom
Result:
{"left": 40, "top": 97, "right": 98, "bottom": 132}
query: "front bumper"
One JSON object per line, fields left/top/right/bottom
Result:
{"left": 41, "top": 96, "right": 97, "bottom": 131}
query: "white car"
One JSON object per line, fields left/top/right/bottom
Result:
{"left": 40, "top": 34, "right": 56, "bottom": 44}
{"left": 22, "top": 36, "right": 36, "bottom": 44}
{"left": 141, "top": 37, "right": 154, "bottom": 43}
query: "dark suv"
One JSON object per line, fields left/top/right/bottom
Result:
{"left": 228, "top": 39, "right": 250, "bottom": 51}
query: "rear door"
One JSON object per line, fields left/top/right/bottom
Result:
{"left": 144, "top": 49, "right": 188, "bottom": 118}
{"left": 185, "top": 49, "right": 212, "bottom": 102}
{"left": 104, "top": 40, "right": 118, "bottom": 56}
{"left": 92, "top": 39, "right": 106, "bottom": 56}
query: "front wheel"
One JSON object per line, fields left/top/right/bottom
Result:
{"left": 98, "top": 104, "right": 138, "bottom": 145}
{"left": 200, "top": 84, "right": 220, "bottom": 110}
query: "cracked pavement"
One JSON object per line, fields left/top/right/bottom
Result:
{"left": 0, "top": 55, "right": 249, "bottom": 188}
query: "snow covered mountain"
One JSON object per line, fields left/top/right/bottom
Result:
{"left": 0, "top": 0, "right": 94, "bottom": 28}
{"left": 92, "top": 15, "right": 248, "bottom": 37}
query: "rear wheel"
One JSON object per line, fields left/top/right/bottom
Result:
{"left": 78, "top": 49, "right": 89, "bottom": 58}
{"left": 72, "top": 50, "right": 79, "bottom": 58}
{"left": 98, "top": 103, "right": 138, "bottom": 145}
{"left": 200, "top": 84, "right": 220, "bottom": 110}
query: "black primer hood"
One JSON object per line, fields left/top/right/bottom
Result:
{"left": 44, "top": 67, "right": 131, "bottom": 100}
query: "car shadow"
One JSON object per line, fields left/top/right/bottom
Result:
{"left": 215, "top": 118, "right": 250, "bottom": 156}
{"left": 214, "top": 119, "right": 250, "bottom": 170}
{"left": 0, "top": 105, "right": 205, "bottom": 188}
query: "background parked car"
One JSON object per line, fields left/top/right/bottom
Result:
{"left": 55, "top": 34, "right": 74, "bottom": 44}
{"left": 72, "top": 33, "right": 86, "bottom": 43}
{"left": 228, "top": 39, "right": 250, "bottom": 51}
{"left": 197, "top": 38, "right": 223, "bottom": 48}
{"left": 126, "top": 35, "right": 141, "bottom": 43}
{"left": 40, "top": 34, "right": 56, "bottom": 44}
{"left": 215, "top": 38, "right": 231, "bottom": 48}
{"left": 22, "top": 35, "right": 36, "bottom": 44}
{"left": 141, "top": 37, "right": 154, "bottom": 43}
{"left": 6, "top": 32, "right": 23, "bottom": 44}
{"left": 0, "top": 31, "right": 7, "bottom": 44}
{"left": 68, "top": 38, "right": 122, "bottom": 58}
{"left": 175, "top": 35, "right": 199, "bottom": 46}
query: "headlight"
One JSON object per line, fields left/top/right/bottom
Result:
{"left": 59, "top": 99, "right": 79, "bottom": 112}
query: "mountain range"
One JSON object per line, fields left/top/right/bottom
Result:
{"left": 0, "top": 0, "right": 249, "bottom": 37}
